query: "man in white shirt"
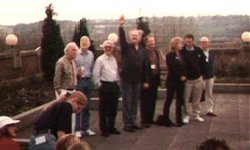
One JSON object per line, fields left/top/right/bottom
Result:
{"left": 93, "top": 40, "right": 121, "bottom": 137}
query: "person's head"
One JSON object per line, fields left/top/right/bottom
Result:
{"left": 56, "top": 134, "right": 80, "bottom": 150}
{"left": 80, "top": 36, "right": 90, "bottom": 51}
{"left": 66, "top": 91, "right": 88, "bottom": 113}
{"left": 0, "top": 116, "right": 20, "bottom": 138}
{"left": 184, "top": 34, "right": 195, "bottom": 49}
{"left": 101, "top": 40, "right": 115, "bottom": 56}
{"left": 67, "top": 141, "right": 91, "bottom": 150}
{"left": 170, "top": 37, "right": 183, "bottom": 52}
{"left": 129, "top": 29, "right": 142, "bottom": 45}
{"left": 144, "top": 35, "right": 155, "bottom": 50}
{"left": 64, "top": 42, "right": 78, "bottom": 60}
{"left": 108, "top": 33, "right": 119, "bottom": 44}
{"left": 197, "top": 138, "right": 231, "bottom": 150}
{"left": 200, "top": 36, "right": 210, "bottom": 51}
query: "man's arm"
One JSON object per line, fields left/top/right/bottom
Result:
{"left": 54, "top": 60, "right": 63, "bottom": 94}
{"left": 92, "top": 57, "right": 102, "bottom": 87}
{"left": 118, "top": 15, "right": 128, "bottom": 55}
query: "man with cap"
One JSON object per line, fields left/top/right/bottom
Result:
{"left": 0, "top": 116, "right": 21, "bottom": 150}
{"left": 28, "top": 91, "right": 87, "bottom": 150}
{"left": 93, "top": 40, "right": 121, "bottom": 137}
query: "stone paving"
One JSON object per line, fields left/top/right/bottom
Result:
{"left": 18, "top": 93, "right": 250, "bottom": 150}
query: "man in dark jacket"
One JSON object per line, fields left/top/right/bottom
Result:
{"left": 200, "top": 36, "right": 217, "bottom": 117}
{"left": 181, "top": 34, "right": 206, "bottom": 124}
{"left": 118, "top": 15, "right": 150, "bottom": 132}
{"left": 140, "top": 35, "right": 161, "bottom": 128}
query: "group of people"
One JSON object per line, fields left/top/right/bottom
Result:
{"left": 0, "top": 15, "right": 217, "bottom": 150}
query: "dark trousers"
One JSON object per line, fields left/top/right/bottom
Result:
{"left": 140, "top": 77, "right": 159, "bottom": 124}
{"left": 99, "top": 81, "right": 120, "bottom": 133}
{"left": 163, "top": 83, "right": 184, "bottom": 124}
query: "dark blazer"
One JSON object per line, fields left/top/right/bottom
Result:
{"left": 202, "top": 50, "right": 214, "bottom": 79}
{"left": 143, "top": 49, "right": 161, "bottom": 86}
{"left": 166, "top": 52, "right": 186, "bottom": 88}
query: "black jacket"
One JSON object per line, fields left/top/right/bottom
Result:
{"left": 181, "top": 45, "right": 205, "bottom": 80}
{"left": 166, "top": 52, "right": 186, "bottom": 87}
{"left": 119, "top": 27, "right": 150, "bottom": 83}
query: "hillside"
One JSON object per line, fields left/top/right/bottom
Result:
{"left": 0, "top": 15, "right": 249, "bottom": 52}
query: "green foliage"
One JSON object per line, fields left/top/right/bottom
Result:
{"left": 41, "top": 4, "right": 64, "bottom": 81}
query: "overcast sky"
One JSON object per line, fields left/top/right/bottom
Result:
{"left": 0, "top": 0, "right": 249, "bottom": 25}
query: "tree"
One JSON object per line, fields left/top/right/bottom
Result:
{"left": 41, "top": 4, "right": 64, "bottom": 81}
{"left": 136, "top": 16, "right": 151, "bottom": 47}
{"left": 72, "top": 17, "right": 95, "bottom": 54}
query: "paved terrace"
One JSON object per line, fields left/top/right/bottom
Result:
{"left": 17, "top": 92, "right": 249, "bottom": 150}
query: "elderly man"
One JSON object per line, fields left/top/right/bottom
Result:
{"left": 75, "top": 36, "right": 96, "bottom": 136}
{"left": 140, "top": 35, "right": 161, "bottom": 128}
{"left": 200, "top": 36, "right": 217, "bottom": 117}
{"left": 118, "top": 15, "right": 150, "bottom": 132}
{"left": 181, "top": 34, "right": 206, "bottom": 124}
{"left": 29, "top": 91, "right": 87, "bottom": 150}
{"left": 93, "top": 40, "right": 120, "bottom": 137}
{"left": 54, "top": 42, "right": 78, "bottom": 98}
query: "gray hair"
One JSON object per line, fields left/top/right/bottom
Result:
{"left": 64, "top": 42, "right": 78, "bottom": 54}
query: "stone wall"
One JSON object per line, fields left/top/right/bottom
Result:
{"left": 0, "top": 47, "right": 41, "bottom": 84}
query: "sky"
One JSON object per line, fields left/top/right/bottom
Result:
{"left": 0, "top": 0, "right": 249, "bottom": 25}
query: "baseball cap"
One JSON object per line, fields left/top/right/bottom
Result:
{"left": 0, "top": 116, "right": 20, "bottom": 128}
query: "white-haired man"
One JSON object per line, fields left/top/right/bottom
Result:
{"left": 75, "top": 36, "right": 96, "bottom": 136}
{"left": 200, "top": 36, "right": 217, "bottom": 117}
{"left": 93, "top": 40, "right": 121, "bottom": 137}
{"left": 54, "top": 42, "right": 78, "bottom": 98}
{"left": 118, "top": 15, "right": 150, "bottom": 132}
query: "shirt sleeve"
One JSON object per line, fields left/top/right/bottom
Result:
{"left": 119, "top": 27, "right": 128, "bottom": 55}
{"left": 54, "top": 60, "right": 63, "bottom": 90}
{"left": 92, "top": 58, "right": 102, "bottom": 87}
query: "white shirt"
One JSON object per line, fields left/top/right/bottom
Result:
{"left": 203, "top": 50, "right": 209, "bottom": 62}
{"left": 92, "top": 53, "right": 119, "bottom": 87}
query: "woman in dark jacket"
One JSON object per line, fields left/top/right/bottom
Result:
{"left": 163, "top": 37, "right": 187, "bottom": 127}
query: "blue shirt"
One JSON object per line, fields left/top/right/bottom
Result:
{"left": 75, "top": 49, "right": 94, "bottom": 78}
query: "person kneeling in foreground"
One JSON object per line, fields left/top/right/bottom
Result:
{"left": 28, "top": 91, "right": 87, "bottom": 150}
{"left": 0, "top": 116, "right": 21, "bottom": 150}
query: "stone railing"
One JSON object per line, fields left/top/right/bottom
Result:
{"left": 0, "top": 47, "right": 42, "bottom": 85}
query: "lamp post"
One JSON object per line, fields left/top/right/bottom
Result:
{"left": 5, "top": 34, "right": 22, "bottom": 68}
{"left": 241, "top": 32, "right": 250, "bottom": 55}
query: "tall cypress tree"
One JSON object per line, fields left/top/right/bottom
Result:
{"left": 136, "top": 16, "right": 151, "bottom": 47}
{"left": 41, "top": 4, "right": 64, "bottom": 81}
{"left": 72, "top": 17, "right": 95, "bottom": 54}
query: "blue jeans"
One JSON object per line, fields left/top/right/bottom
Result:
{"left": 28, "top": 134, "right": 56, "bottom": 150}
{"left": 76, "top": 77, "right": 92, "bottom": 131}
{"left": 121, "top": 81, "right": 141, "bottom": 126}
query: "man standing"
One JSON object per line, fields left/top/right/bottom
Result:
{"left": 29, "top": 91, "right": 87, "bottom": 150}
{"left": 75, "top": 36, "right": 96, "bottom": 136}
{"left": 181, "top": 34, "right": 206, "bottom": 123}
{"left": 118, "top": 15, "right": 150, "bottom": 132}
{"left": 93, "top": 40, "right": 121, "bottom": 137}
{"left": 54, "top": 42, "right": 78, "bottom": 98}
{"left": 140, "top": 35, "right": 161, "bottom": 128}
{"left": 200, "top": 36, "right": 217, "bottom": 117}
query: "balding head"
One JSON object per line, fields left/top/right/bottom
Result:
{"left": 200, "top": 36, "right": 210, "bottom": 51}
{"left": 64, "top": 42, "right": 78, "bottom": 60}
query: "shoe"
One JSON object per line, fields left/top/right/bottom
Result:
{"left": 109, "top": 128, "right": 121, "bottom": 135}
{"left": 131, "top": 125, "right": 143, "bottom": 130}
{"left": 183, "top": 116, "right": 190, "bottom": 124}
{"left": 164, "top": 119, "right": 174, "bottom": 127}
{"left": 84, "top": 129, "right": 96, "bottom": 136}
{"left": 141, "top": 123, "right": 150, "bottom": 128}
{"left": 101, "top": 132, "right": 110, "bottom": 137}
{"left": 175, "top": 122, "right": 184, "bottom": 127}
{"left": 123, "top": 126, "right": 135, "bottom": 132}
{"left": 194, "top": 116, "right": 204, "bottom": 122}
{"left": 207, "top": 112, "right": 217, "bottom": 117}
